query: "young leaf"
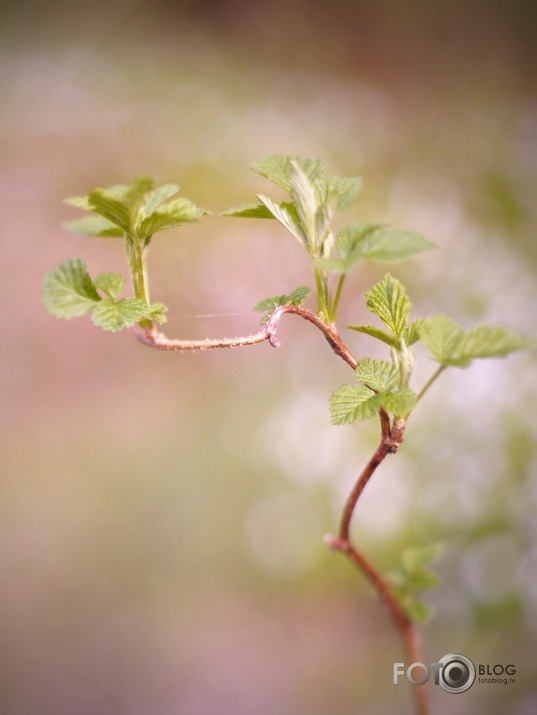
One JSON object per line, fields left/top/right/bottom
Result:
{"left": 455, "top": 325, "right": 532, "bottom": 360}
{"left": 148, "top": 303, "right": 168, "bottom": 325}
{"left": 338, "top": 223, "right": 386, "bottom": 260}
{"left": 325, "top": 175, "right": 362, "bottom": 210}
{"left": 256, "top": 194, "right": 307, "bottom": 246}
{"left": 402, "top": 543, "right": 444, "bottom": 572}
{"left": 404, "top": 319, "right": 424, "bottom": 346}
{"left": 252, "top": 154, "right": 325, "bottom": 192}
{"left": 87, "top": 188, "right": 132, "bottom": 234}
{"left": 93, "top": 273, "right": 125, "bottom": 299}
{"left": 64, "top": 215, "right": 123, "bottom": 238}
{"left": 419, "top": 314, "right": 466, "bottom": 365}
{"left": 404, "top": 600, "right": 433, "bottom": 623}
{"left": 365, "top": 274, "right": 411, "bottom": 338}
{"left": 289, "top": 161, "right": 319, "bottom": 251}
{"left": 356, "top": 228, "right": 435, "bottom": 263}
{"left": 253, "top": 286, "right": 310, "bottom": 322}
{"left": 379, "top": 388, "right": 417, "bottom": 418}
{"left": 345, "top": 324, "right": 399, "bottom": 348}
{"left": 140, "top": 184, "right": 180, "bottom": 217}
{"left": 330, "top": 384, "right": 382, "bottom": 424}
{"left": 137, "top": 197, "right": 205, "bottom": 241}
{"left": 220, "top": 202, "right": 276, "bottom": 219}
{"left": 91, "top": 298, "right": 150, "bottom": 332}
{"left": 355, "top": 358, "right": 399, "bottom": 392}
{"left": 43, "top": 259, "right": 101, "bottom": 319}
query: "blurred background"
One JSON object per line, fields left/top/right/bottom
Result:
{"left": 1, "top": 1, "right": 536, "bottom": 713}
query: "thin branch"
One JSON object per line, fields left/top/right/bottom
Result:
{"left": 326, "top": 416, "right": 430, "bottom": 715}
{"left": 131, "top": 324, "right": 269, "bottom": 351}
{"left": 417, "top": 365, "right": 446, "bottom": 402}
{"left": 132, "top": 304, "right": 359, "bottom": 370}
{"left": 265, "top": 304, "right": 358, "bottom": 369}
{"left": 339, "top": 419, "right": 406, "bottom": 543}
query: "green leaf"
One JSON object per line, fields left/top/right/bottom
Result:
{"left": 338, "top": 223, "right": 386, "bottom": 260}
{"left": 404, "top": 600, "right": 433, "bottom": 623}
{"left": 325, "top": 175, "right": 362, "bottom": 209}
{"left": 63, "top": 216, "right": 124, "bottom": 238}
{"left": 87, "top": 188, "right": 132, "bottom": 234}
{"left": 379, "top": 388, "right": 417, "bottom": 418}
{"left": 93, "top": 273, "right": 125, "bottom": 299}
{"left": 137, "top": 197, "right": 205, "bottom": 240}
{"left": 253, "top": 286, "right": 310, "bottom": 322}
{"left": 456, "top": 325, "right": 532, "bottom": 360}
{"left": 330, "top": 384, "right": 382, "bottom": 424}
{"left": 140, "top": 184, "right": 180, "bottom": 217}
{"left": 148, "top": 302, "right": 168, "bottom": 324}
{"left": 404, "top": 569, "right": 439, "bottom": 590}
{"left": 402, "top": 543, "right": 444, "bottom": 572}
{"left": 345, "top": 324, "right": 399, "bottom": 347}
{"left": 357, "top": 228, "right": 435, "bottom": 263}
{"left": 355, "top": 358, "right": 399, "bottom": 392}
{"left": 289, "top": 161, "right": 319, "bottom": 251}
{"left": 64, "top": 195, "right": 92, "bottom": 209}
{"left": 419, "top": 314, "right": 466, "bottom": 365}
{"left": 91, "top": 298, "right": 151, "bottom": 332}
{"left": 220, "top": 202, "right": 277, "bottom": 219}
{"left": 365, "top": 274, "right": 411, "bottom": 338}
{"left": 252, "top": 154, "right": 325, "bottom": 192}
{"left": 256, "top": 194, "right": 307, "bottom": 246}
{"left": 404, "top": 319, "right": 424, "bottom": 346}
{"left": 43, "top": 259, "right": 101, "bottom": 319}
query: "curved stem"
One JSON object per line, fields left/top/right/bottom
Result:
{"left": 417, "top": 365, "right": 446, "bottom": 402}
{"left": 326, "top": 416, "right": 430, "bottom": 715}
{"left": 132, "top": 304, "right": 359, "bottom": 370}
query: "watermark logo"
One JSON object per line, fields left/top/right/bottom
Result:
{"left": 394, "top": 653, "right": 516, "bottom": 693}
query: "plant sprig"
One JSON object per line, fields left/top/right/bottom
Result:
{"left": 223, "top": 154, "right": 434, "bottom": 322}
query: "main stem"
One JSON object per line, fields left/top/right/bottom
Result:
{"left": 326, "top": 416, "right": 429, "bottom": 715}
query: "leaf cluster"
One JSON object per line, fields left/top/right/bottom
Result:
{"left": 65, "top": 175, "right": 207, "bottom": 245}
{"left": 331, "top": 273, "right": 530, "bottom": 426}
{"left": 387, "top": 543, "right": 444, "bottom": 623}
{"left": 42, "top": 259, "right": 167, "bottom": 332}
{"left": 225, "top": 154, "right": 434, "bottom": 321}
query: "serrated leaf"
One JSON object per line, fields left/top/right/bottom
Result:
{"left": 253, "top": 286, "right": 310, "bottom": 321}
{"left": 337, "top": 223, "right": 386, "bottom": 260}
{"left": 404, "top": 600, "right": 433, "bottom": 623}
{"left": 456, "top": 325, "right": 531, "bottom": 360}
{"left": 404, "top": 319, "right": 424, "bottom": 346}
{"left": 87, "top": 189, "right": 132, "bottom": 234}
{"left": 355, "top": 358, "right": 399, "bottom": 392}
{"left": 221, "top": 202, "right": 277, "bottom": 219}
{"left": 43, "top": 259, "right": 101, "bottom": 319}
{"left": 290, "top": 161, "right": 319, "bottom": 251}
{"left": 63, "top": 216, "right": 124, "bottom": 238}
{"left": 93, "top": 272, "right": 125, "bottom": 299}
{"left": 402, "top": 543, "right": 444, "bottom": 572}
{"left": 91, "top": 298, "right": 150, "bottom": 332}
{"left": 137, "top": 197, "right": 205, "bottom": 240}
{"left": 256, "top": 194, "right": 307, "bottom": 245}
{"left": 345, "top": 324, "right": 399, "bottom": 347}
{"left": 419, "top": 314, "right": 466, "bottom": 365}
{"left": 140, "top": 184, "right": 180, "bottom": 217}
{"left": 330, "top": 384, "right": 382, "bottom": 424}
{"left": 252, "top": 154, "right": 325, "bottom": 192}
{"left": 357, "top": 228, "right": 435, "bottom": 263}
{"left": 64, "top": 195, "right": 92, "bottom": 209}
{"left": 380, "top": 388, "right": 417, "bottom": 417}
{"left": 365, "top": 274, "right": 411, "bottom": 338}
{"left": 325, "top": 175, "right": 362, "bottom": 209}
{"left": 148, "top": 302, "right": 168, "bottom": 324}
